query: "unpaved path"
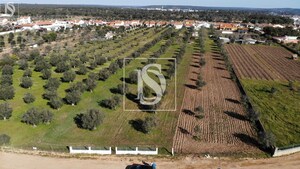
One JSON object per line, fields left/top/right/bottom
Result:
{"left": 1, "top": 151, "right": 300, "bottom": 169}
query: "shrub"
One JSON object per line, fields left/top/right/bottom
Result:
{"left": 194, "top": 106, "right": 204, "bottom": 119}
{"left": 196, "top": 76, "right": 206, "bottom": 89}
{"left": 258, "top": 131, "right": 276, "bottom": 149}
{"left": 0, "top": 134, "right": 10, "bottom": 145}
{"left": 288, "top": 81, "right": 298, "bottom": 91}
{"left": 270, "top": 87, "right": 278, "bottom": 95}
{"left": 199, "top": 58, "right": 206, "bottom": 66}
{"left": 193, "top": 125, "right": 201, "bottom": 140}
{"left": 23, "top": 93, "right": 35, "bottom": 103}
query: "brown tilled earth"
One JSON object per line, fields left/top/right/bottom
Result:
{"left": 1, "top": 151, "right": 300, "bottom": 169}
{"left": 172, "top": 43, "right": 260, "bottom": 154}
{"left": 225, "top": 44, "right": 300, "bottom": 81}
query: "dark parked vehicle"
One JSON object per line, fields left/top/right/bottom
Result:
{"left": 126, "top": 163, "right": 157, "bottom": 169}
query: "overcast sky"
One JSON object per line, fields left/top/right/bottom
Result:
{"left": 12, "top": 0, "right": 300, "bottom": 8}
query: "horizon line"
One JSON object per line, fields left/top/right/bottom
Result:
{"left": 8, "top": 3, "right": 300, "bottom": 10}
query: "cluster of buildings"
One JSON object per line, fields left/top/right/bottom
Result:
{"left": 214, "top": 22, "right": 300, "bottom": 44}
{"left": 0, "top": 16, "right": 212, "bottom": 32}
{"left": 142, "top": 6, "right": 199, "bottom": 13}
{"left": 0, "top": 16, "right": 299, "bottom": 44}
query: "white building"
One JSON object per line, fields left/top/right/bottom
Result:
{"left": 114, "top": 21, "right": 125, "bottom": 27}
{"left": 219, "top": 37, "right": 230, "bottom": 44}
{"left": 105, "top": 31, "right": 115, "bottom": 39}
{"left": 17, "top": 16, "right": 32, "bottom": 25}
{"left": 173, "top": 22, "right": 183, "bottom": 29}
{"left": 222, "top": 31, "right": 234, "bottom": 34}
{"left": 0, "top": 18, "right": 8, "bottom": 25}
{"left": 194, "top": 21, "right": 211, "bottom": 29}
{"left": 273, "top": 24, "right": 285, "bottom": 28}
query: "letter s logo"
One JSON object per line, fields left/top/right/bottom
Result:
{"left": 5, "top": 3, "right": 15, "bottom": 17}
{"left": 136, "top": 64, "right": 166, "bottom": 106}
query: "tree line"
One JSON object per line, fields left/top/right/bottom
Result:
{"left": 13, "top": 4, "right": 293, "bottom": 24}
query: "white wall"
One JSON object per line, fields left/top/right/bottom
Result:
{"left": 273, "top": 146, "right": 300, "bottom": 157}
{"left": 69, "top": 146, "right": 112, "bottom": 155}
{"left": 115, "top": 147, "right": 158, "bottom": 155}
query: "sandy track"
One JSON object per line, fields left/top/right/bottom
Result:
{"left": 1, "top": 151, "right": 300, "bottom": 169}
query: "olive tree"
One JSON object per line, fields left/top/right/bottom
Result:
{"left": 142, "top": 116, "right": 158, "bottom": 134}
{"left": 2, "top": 65, "right": 13, "bottom": 75}
{"left": 0, "top": 102, "right": 12, "bottom": 120}
{"left": 65, "top": 90, "right": 81, "bottom": 106}
{"left": 18, "top": 59, "right": 28, "bottom": 70}
{"left": 62, "top": 70, "right": 76, "bottom": 82}
{"left": 128, "top": 71, "right": 138, "bottom": 84}
{"left": 84, "top": 78, "right": 97, "bottom": 92}
{"left": 23, "top": 93, "right": 35, "bottom": 104}
{"left": 0, "top": 75, "right": 13, "bottom": 85}
{"left": 49, "top": 96, "right": 63, "bottom": 110}
{"left": 21, "top": 107, "right": 53, "bottom": 126}
{"left": 20, "top": 77, "right": 33, "bottom": 89}
{"left": 75, "top": 109, "right": 105, "bottom": 130}
{"left": 41, "top": 69, "right": 52, "bottom": 80}
{"left": 23, "top": 69, "right": 32, "bottom": 77}
{"left": 0, "top": 85, "right": 15, "bottom": 100}
{"left": 100, "top": 95, "right": 121, "bottom": 109}
{"left": 98, "top": 68, "right": 111, "bottom": 81}
{"left": 44, "top": 78, "right": 60, "bottom": 90}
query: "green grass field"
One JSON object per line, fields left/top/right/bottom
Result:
{"left": 241, "top": 79, "right": 300, "bottom": 147}
{"left": 0, "top": 27, "right": 193, "bottom": 152}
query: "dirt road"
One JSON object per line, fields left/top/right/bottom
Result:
{"left": 1, "top": 151, "right": 300, "bottom": 169}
